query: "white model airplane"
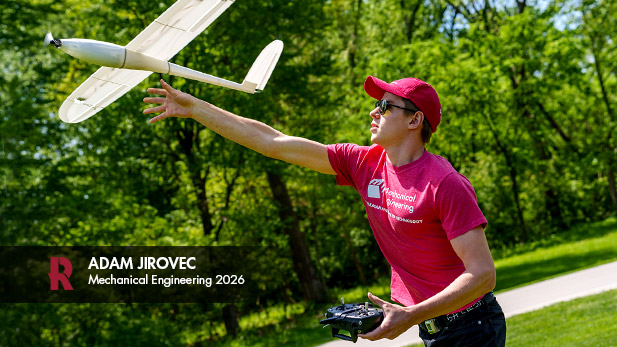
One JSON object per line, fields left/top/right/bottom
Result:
{"left": 45, "top": 0, "right": 283, "bottom": 123}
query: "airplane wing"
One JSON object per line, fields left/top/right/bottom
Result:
{"left": 59, "top": 0, "right": 235, "bottom": 123}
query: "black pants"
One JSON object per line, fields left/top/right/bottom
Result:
{"left": 419, "top": 296, "right": 506, "bottom": 347}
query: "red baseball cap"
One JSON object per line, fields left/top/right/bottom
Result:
{"left": 364, "top": 76, "right": 442, "bottom": 132}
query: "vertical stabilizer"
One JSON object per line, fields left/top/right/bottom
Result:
{"left": 242, "top": 40, "right": 284, "bottom": 92}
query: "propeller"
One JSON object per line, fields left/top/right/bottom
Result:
{"left": 44, "top": 32, "right": 62, "bottom": 48}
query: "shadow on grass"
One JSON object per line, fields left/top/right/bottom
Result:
{"left": 495, "top": 249, "right": 616, "bottom": 292}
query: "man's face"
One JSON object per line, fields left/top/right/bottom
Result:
{"left": 370, "top": 92, "right": 414, "bottom": 147}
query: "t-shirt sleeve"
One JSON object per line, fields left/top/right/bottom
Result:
{"left": 326, "top": 143, "right": 366, "bottom": 189}
{"left": 435, "top": 173, "right": 488, "bottom": 240}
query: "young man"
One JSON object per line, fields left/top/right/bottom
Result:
{"left": 143, "top": 76, "right": 506, "bottom": 346}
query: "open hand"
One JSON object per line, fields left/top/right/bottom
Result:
{"left": 358, "top": 292, "right": 416, "bottom": 341}
{"left": 143, "top": 79, "right": 198, "bottom": 123}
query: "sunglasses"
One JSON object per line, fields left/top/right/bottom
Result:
{"left": 374, "top": 99, "right": 418, "bottom": 115}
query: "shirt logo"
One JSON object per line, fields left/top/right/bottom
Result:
{"left": 368, "top": 179, "right": 384, "bottom": 198}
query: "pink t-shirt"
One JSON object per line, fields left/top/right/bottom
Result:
{"left": 327, "top": 143, "right": 487, "bottom": 309}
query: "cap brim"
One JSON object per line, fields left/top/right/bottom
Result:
{"left": 364, "top": 75, "right": 407, "bottom": 101}
{"left": 364, "top": 76, "right": 390, "bottom": 100}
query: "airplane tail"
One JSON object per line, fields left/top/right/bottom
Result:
{"left": 167, "top": 40, "right": 283, "bottom": 94}
{"left": 242, "top": 40, "right": 284, "bottom": 93}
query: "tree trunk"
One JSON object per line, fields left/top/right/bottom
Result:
{"left": 335, "top": 217, "right": 367, "bottom": 286}
{"left": 522, "top": 106, "right": 566, "bottom": 233}
{"left": 545, "top": 188, "right": 567, "bottom": 231}
{"left": 175, "top": 123, "right": 215, "bottom": 235}
{"left": 590, "top": 44, "right": 617, "bottom": 213}
{"left": 506, "top": 160, "right": 528, "bottom": 242}
{"left": 222, "top": 304, "right": 240, "bottom": 337}
{"left": 400, "top": 0, "right": 422, "bottom": 43}
{"left": 191, "top": 169, "right": 214, "bottom": 235}
{"left": 347, "top": 0, "right": 362, "bottom": 85}
{"left": 608, "top": 166, "right": 617, "bottom": 212}
{"left": 483, "top": 112, "right": 529, "bottom": 242}
{"left": 266, "top": 170, "right": 327, "bottom": 303}
{"left": 592, "top": 45, "right": 614, "bottom": 120}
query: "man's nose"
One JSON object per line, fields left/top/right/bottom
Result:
{"left": 370, "top": 107, "right": 381, "bottom": 119}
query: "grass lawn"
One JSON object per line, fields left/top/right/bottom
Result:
{"left": 406, "top": 289, "right": 617, "bottom": 347}
{"left": 505, "top": 289, "right": 617, "bottom": 346}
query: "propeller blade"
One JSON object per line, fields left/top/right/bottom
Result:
{"left": 44, "top": 32, "right": 61, "bottom": 48}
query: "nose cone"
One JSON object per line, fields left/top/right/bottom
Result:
{"left": 44, "top": 32, "right": 62, "bottom": 48}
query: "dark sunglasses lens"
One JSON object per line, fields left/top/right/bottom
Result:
{"left": 377, "top": 100, "right": 387, "bottom": 114}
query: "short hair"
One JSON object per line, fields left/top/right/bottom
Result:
{"left": 402, "top": 98, "right": 432, "bottom": 144}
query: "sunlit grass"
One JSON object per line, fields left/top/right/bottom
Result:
{"left": 506, "top": 289, "right": 617, "bottom": 346}
{"left": 405, "top": 289, "right": 617, "bottom": 347}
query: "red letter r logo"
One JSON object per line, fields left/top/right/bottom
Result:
{"left": 49, "top": 257, "right": 74, "bottom": 290}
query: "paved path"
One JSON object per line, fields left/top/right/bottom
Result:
{"left": 318, "top": 261, "right": 617, "bottom": 347}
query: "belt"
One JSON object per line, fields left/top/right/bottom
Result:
{"left": 420, "top": 292, "right": 495, "bottom": 334}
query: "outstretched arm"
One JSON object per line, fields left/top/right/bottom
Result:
{"left": 143, "top": 80, "right": 336, "bottom": 175}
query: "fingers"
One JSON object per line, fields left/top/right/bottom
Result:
{"left": 358, "top": 326, "right": 385, "bottom": 341}
{"left": 146, "top": 79, "right": 174, "bottom": 96}
{"left": 146, "top": 88, "right": 167, "bottom": 96}
{"left": 160, "top": 79, "right": 175, "bottom": 94}
{"left": 143, "top": 97, "right": 166, "bottom": 104}
{"left": 143, "top": 80, "right": 174, "bottom": 123}
{"left": 358, "top": 292, "right": 387, "bottom": 341}
{"left": 368, "top": 292, "right": 387, "bottom": 308}
{"left": 148, "top": 113, "right": 170, "bottom": 124}
{"left": 143, "top": 105, "right": 166, "bottom": 115}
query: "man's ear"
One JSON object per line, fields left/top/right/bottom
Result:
{"left": 408, "top": 112, "right": 424, "bottom": 130}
